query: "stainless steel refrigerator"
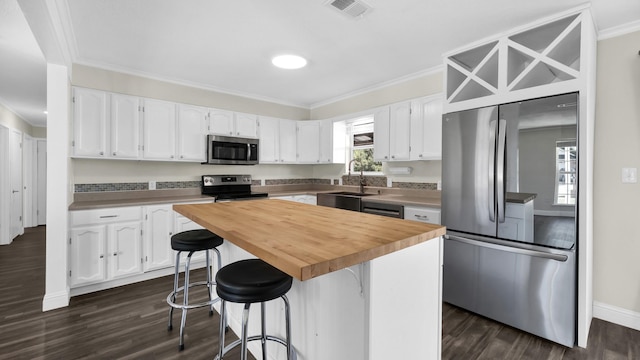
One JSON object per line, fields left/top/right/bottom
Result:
{"left": 441, "top": 92, "right": 578, "bottom": 347}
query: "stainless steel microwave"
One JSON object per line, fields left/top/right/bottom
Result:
{"left": 206, "top": 135, "right": 259, "bottom": 165}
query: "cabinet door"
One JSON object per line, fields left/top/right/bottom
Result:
{"left": 319, "top": 120, "right": 334, "bottom": 163}
{"left": 70, "top": 225, "right": 107, "bottom": 286}
{"left": 297, "top": 120, "right": 321, "bottom": 163}
{"left": 177, "top": 104, "right": 208, "bottom": 162}
{"left": 279, "top": 119, "right": 298, "bottom": 163}
{"left": 389, "top": 101, "right": 411, "bottom": 160}
{"left": 410, "top": 97, "right": 442, "bottom": 160}
{"left": 143, "top": 99, "right": 177, "bottom": 160}
{"left": 108, "top": 221, "right": 143, "bottom": 279}
{"left": 110, "top": 93, "right": 141, "bottom": 159}
{"left": 144, "top": 205, "right": 174, "bottom": 271}
{"left": 373, "top": 107, "right": 390, "bottom": 161}
{"left": 209, "top": 108, "right": 234, "bottom": 136}
{"left": 235, "top": 112, "right": 258, "bottom": 138}
{"left": 258, "top": 116, "right": 280, "bottom": 163}
{"left": 73, "top": 88, "right": 108, "bottom": 157}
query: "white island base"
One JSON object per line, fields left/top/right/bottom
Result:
{"left": 215, "top": 236, "right": 443, "bottom": 360}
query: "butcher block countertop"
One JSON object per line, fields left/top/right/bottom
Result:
{"left": 173, "top": 199, "right": 445, "bottom": 281}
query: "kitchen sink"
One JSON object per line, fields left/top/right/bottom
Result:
{"left": 317, "top": 191, "right": 375, "bottom": 212}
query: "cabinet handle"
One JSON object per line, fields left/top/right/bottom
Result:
{"left": 99, "top": 215, "right": 118, "bottom": 218}
{"left": 391, "top": 155, "right": 395, "bottom": 159}
{"left": 414, "top": 214, "right": 429, "bottom": 220}
{"left": 180, "top": 155, "right": 184, "bottom": 159}
{"left": 113, "top": 152, "right": 117, "bottom": 156}
{"left": 229, "top": 132, "right": 233, "bottom": 135}
{"left": 170, "top": 155, "right": 174, "bottom": 158}
{"left": 419, "top": 154, "right": 423, "bottom": 158}
{"left": 113, "top": 252, "right": 118, "bottom": 256}
{"left": 99, "top": 151, "right": 104, "bottom": 155}
{"left": 384, "top": 156, "right": 388, "bottom": 159}
{"left": 99, "top": 255, "right": 104, "bottom": 259}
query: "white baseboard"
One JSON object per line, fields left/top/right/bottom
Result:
{"left": 593, "top": 301, "right": 640, "bottom": 332}
{"left": 42, "top": 288, "right": 70, "bottom": 311}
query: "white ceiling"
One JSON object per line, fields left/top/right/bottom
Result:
{"left": 2, "top": 0, "right": 640, "bottom": 128}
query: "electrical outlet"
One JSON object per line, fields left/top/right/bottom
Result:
{"left": 149, "top": 181, "right": 156, "bottom": 190}
{"left": 622, "top": 168, "right": 637, "bottom": 183}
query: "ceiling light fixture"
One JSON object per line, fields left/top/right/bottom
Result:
{"left": 272, "top": 55, "right": 307, "bottom": 69}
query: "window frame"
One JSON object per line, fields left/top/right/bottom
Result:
{"left": 347, "top": 116, "right": 383, "bottom": 175}
{"left": 553, "top": 139, "right": 577, "bottom": 206}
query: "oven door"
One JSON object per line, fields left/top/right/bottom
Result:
{"left": 207, "top": 135, "right": 258, "bottom": 165}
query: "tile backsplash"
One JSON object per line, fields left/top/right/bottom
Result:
{"left": 75, "top": 178, "right": 438, "bottom": 192}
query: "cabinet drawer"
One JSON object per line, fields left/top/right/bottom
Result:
{"left": 404, "top": 206, "right": 441, "bottom": 224}
{"left": 70, "top": 207, "right": 142, "bottom": 226}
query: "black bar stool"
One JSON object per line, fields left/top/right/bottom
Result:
{"left": 166, "top": 229, "right": 224, "bottom": 351}
{"left": 215, "top": 259, "right": 295, "bottom": 360}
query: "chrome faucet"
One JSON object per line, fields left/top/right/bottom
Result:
{"left": 348, "top": 158, "right": 367, "bottom": 193}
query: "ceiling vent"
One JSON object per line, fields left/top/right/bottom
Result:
{"left": 327, "top": 0, "right": 372, "bottom": 18}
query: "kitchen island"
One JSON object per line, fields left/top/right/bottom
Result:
{"left": 174, "top": 199, "right": 446, "bottom": 360}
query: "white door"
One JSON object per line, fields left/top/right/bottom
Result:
{"left": 70, "top": 225, "right": 107, "bottom": 286}
{"left": 389, "top": 101, "right": 411, "bottom": 160}
{"left": 177, "top": 104, "right": 208, "bottom": 162}
{"left": 144, "top": 205, "right": 174, "bottom": 271}
{"left": 36, "top": 140, "right": 47, "bottom": 225}
{"left": 143, "top": 99, "right": 177, "bottom": 160}
{"left": 258, "top": 116, "right": 280, "bottom": 163}
{"left": 297, "top": 121, "right": 320, "bottom": 163}
{"left": 235, "top": 112, "right": 258, "bottom": 138}
{"left": 0, "top": 125, "right": 8, "bottom": 245}
{"left": 73, "top": 88, "right": 108, "bottom": 157}
{"left": 373, "top": 107, "right": 390, "bottom": 161}
{"left": 110, "top": 93, "right": 140, "bottom": 159}
{"left": 10, "top": 129, "right": 23, "bottom": 239}
{"left": 22, "top": 135, "right": 34, "bottom": 228}
{"left": 279, "top": 119, "right": 298, "bottom": 163}
{"left": 109, "top": 221, "right": 143, "bottom": 279}
{"left": 209, "top": 108, "right": 234, "bottom": 136}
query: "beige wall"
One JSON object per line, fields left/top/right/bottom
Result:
{"left": 0, "top": 102, "right": 33, "bottom": 135}
{"left": 593, "top": 30, "right": 640, "bottom": 313}
{"left": 311, "top": 71, "right": 443, "bottom": 120}
{"left": 72, "top": 64, "right": 310, "bottom": 120}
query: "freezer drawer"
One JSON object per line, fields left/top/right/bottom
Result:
{"left": 443, "top": 234, "right": 576, "bottom": 347}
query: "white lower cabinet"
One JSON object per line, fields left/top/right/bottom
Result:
{"left": 143, "top": 204, "right": 174, "bottom": 271}
{"left": 69, "top": 207, "right": 143, "bottom": 287}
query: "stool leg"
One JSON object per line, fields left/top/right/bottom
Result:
{"left": 168, "top": 251, "right": 181, "bottom": 331}
{"left": 212, "top": 247, "right": 222, "bottom": 315}
{"left": 282, "top": 295, "right": 292, "bottom": 360}
{"left": 206, "top": 250, "right": 213, "bottom": 316}
{"left": 241, "top": 303, "right": 251, "bottom": 360}
{"left": 261, "top": 302, "right": 267, "bottom": 359}
{"left": 179, "top": 251, "right": 194, "bottom": 351}
{"left": 218, "top": 299, "right": 227, "bottom": 360}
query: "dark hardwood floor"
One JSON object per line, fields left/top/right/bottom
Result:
{"left": 2, "top": 227, "right": 640, "bottom": 359}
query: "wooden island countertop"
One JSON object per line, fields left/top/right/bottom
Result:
{"left": 173, "top": 199, "right": 445, "bottom": 281}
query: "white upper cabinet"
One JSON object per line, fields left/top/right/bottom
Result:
{"left": 444, "top": 11, "right": 588, "bottom": 113}
{"left": 410, "top": 96, "right": 443, "bottom": 160}
{"left": 177, "top": 104, "right": 208, "bottom": 162}
{"left": 73, "top": 88, "right": 141, "bottom": 160}
{"left": 297, "top": 120, "right": 321, "bottom": 163}
{"left": 142, "top": 99, "right": 177, "bottom": 160}
{"left": 72, "top": 87, "right": 108, "bottom": 157}
{"left": 320, "top": 119, "right": 343, "bottom": 164}
{"left": 209, "top": 109, "right": 235, "bottom": 136}
{"left": 389, "top": 101, "right": 411, "bottom": 161}
{"left": 373, "top": 107, "right": 391, "bottom": 161}
{"left": 209, "top": 109, "right": 258, "bottom": 138}
{"left": 258, "top": 116, "right": 297, "bottom": 163}
{"left": 374, "top": 103, "right": 411, "bottom": 162}
{"left": 110, "top": 93, "right": 141, "bottom": 159}
{"left": 279, "top": 119, "right": 298, "bottom": 163}
{"left": 234, "top": 112, "right": 258, "bottom": 138}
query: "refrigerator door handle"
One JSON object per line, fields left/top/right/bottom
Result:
{"left": 444, "top": 234, "right": 569, "bottom": 262}
{"left": 488, "top": 120, "right": 497, "bottom": 222}
{"left": 496, "top": 119, "right": 507, "bottom": 223}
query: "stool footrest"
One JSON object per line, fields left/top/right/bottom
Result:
{"left": 214, "top": 334, "right": 297, "bottom": 360}
{"left": 166, "top": 280, "right": 220, "bottom": 310}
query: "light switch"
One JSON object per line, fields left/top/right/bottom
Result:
{"left": 622, "top": 168, "right": 637, "bottom": 183}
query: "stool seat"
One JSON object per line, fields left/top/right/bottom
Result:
{"left": 216, "top": 259, "right": 292, "bottom": 304}
{"left": 171, "top": 229, "right": 223, "bottom": 252}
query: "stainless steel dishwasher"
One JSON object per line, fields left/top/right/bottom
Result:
{"left": 361, "top": 201, "right": 404, "bottom": 218}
